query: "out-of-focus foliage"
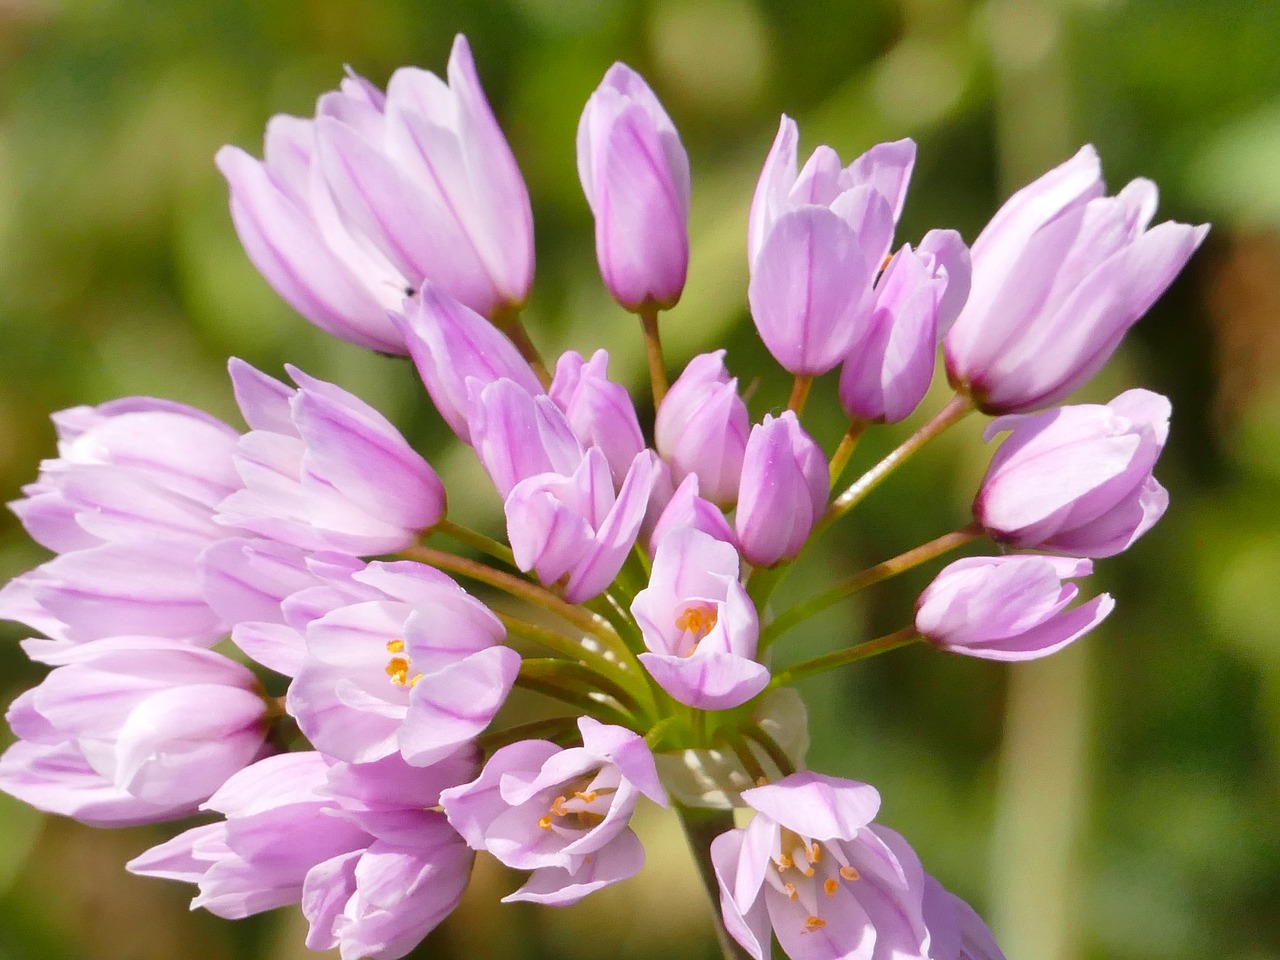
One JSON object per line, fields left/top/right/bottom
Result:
{"left": 0, "top": 1, "right": 1276, "bottom": 959}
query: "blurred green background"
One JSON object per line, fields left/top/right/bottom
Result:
{"left": 0, "top": 0, "right": 1277, "bottom": 958}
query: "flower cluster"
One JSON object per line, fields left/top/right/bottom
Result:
{"left": 0, "top": 33, "right": 1204, "bottom": 960}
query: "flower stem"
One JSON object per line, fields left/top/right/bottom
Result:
{"left": 739, "top": 723, "right": 796, "bottom": 779}
{"left": 759, "top": 523, "right": 983, "bottom": 650}
{"left": 515, "top": 659, "right": 638, "bottom": 728}
{"left": 818, "top": 393, "right": 975, "bottom": 534}
{"left": 769, "top": 627, "right": 920, "bottom": 688}
{"left": 431, "top": 519, "right": 516, "bottom": 567}
{"left": 476, "top": 716, "right": 581, "bottom": 752}
{"left": 494, "top": 610, "right": 623, "bottom": 675}
{"left": 828, "top": 418, "right": 867, "bottom": 488}
{"left": 787, "top": 375, "right": 813, "bottom": 414}
{"left": 639, "top": 308, "right": 669, "bottom": 407}
{"left": 399, "top": 544, "right": 627, "bottom": 657}
{"left": 676, "top": 805, "right": 755, "bottom": 960}
{"left": 495, "top": 308, "right": 552, "bottom": 388}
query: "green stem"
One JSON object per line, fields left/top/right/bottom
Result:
{"left": 431, "top": 518, "right": 516, "bottom": 567}
{"left": 494, "top": 610, "right": 623, "bottom": 677}
{"left": 476, "top": 716, "right": 581, "bottom": 752}
{"left": 518, "top": 657, "right": 645, "bottom": 718}
{"left": 399, "top": 544, "right": 626, "bottom": 657}
{"left": 787, "top": 374, "right": 813, "bottom": 415}
{"left": 676, "top": 806, "right": 755, "bottom": 960}
{"left": 759, "top": 523, "right": 983, "bottom": 650}
{"left": 495, "top": 308, "right": 552, "bottom": 388}
{"left": 515, "top": 662, "right": 637, "bottom": 728}
{"left": 818, "top": 393, "right": 975, "bottom": 535}
{"left": 828, "top": 419, "right": 867, "bottom": 488}
{"left": 769, "top": 627, "right": 920, "bottom": 688}
{"left": 639, "top": 308, "right": 669, "bottom": 407}
{"left": 738, "top": 723, "right": 796, "bottom": 779}
{"left": 717, "top": 727, "right": 767, "bottom": 786}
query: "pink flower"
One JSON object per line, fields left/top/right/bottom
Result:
{"left": 748, "top": 118, "right": 916, "bottom": 375}
{"left": 976, "top": 389, "right": 1170, "bottom": 557}
{"left": 577, "top": 63, "right": 690, "bottom": 311}
{"left": 735, "top": 412, "right": 829, "bottom": 567}
{"left": 711, "top": 772, "right": 933, "bottom": 960}
{"left": 0, "top": 398, "right": 241, "bottom": 655}
{"left": 633, "top": 526, "right": 768, "bottom": 710}
{"left": 2, "top": 638, "right": 268, "bottom": 811}
{"left": 285, "top": 561, "right": 519, "bottom": 768}
{"left": 915, "top": 555, "right": 1114, "bottom": 661}
{"left": 216, "top": 35, "right": 533, "bottom": 352}
{"left": 944, "top": 145, "right": 1208, "bottom": 413}
{"left": 549, "top": 349, "right": 646, "bottom": 487}
{"left": 217, "top": 359, "right": 446, "bottom": 556}
{"left": 655, "top": 351, "right": 750, "bottom": 506}
{"left": 440, "top": 717, "right": 666, "bottom": 905}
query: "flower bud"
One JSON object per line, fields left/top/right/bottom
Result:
{"left": 654, "top": 351, "right": 750, "bottom": 505}
{"left": 577, "top": 64, "right": 690, "bottom": 311}
{"left": 734, "top": 412, "right": 828, "bottom": 567}
{"left": 976, "top": 388, "right": 1170, "bottom": 558}
{"left": 549, "top": 350, "right": 646, "bottom": 486}
{"left": 915, "top": 555, "right": 1114, "bottom": 660}
{"left": 944, "top": 145, "right": 1208, "bottom": 413}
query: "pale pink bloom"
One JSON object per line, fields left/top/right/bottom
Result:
{"left": 735, "top": 412, "right": 828, "bottom": 567}
{"left": 655, "top": 351, "right": 750, "bottom": 506}
{"left": 217, "top": 35, "right": 533, "bottom": 351}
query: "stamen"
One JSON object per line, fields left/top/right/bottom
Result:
{"left": 574, "top": 790, "right": 598, "bottom": 803}
{"left": 803, "top": 916, "right": 827, "bottom": 932}
{"left": 675, "top": 604, "right": 718, "bottom": 639}
{"left": 824, "top": 879, "right": 839, "bottom": 897}
{"left": 385, "top": 657, "right": 410, "bottom": 685}
{"left": 386, "top": 639, "right": 405, "bottom": 654}
{"left": 777, "top": 854, "right": 794, "bottom": 870}
{"left": 550, "top": 796, "right": 568, "bottom": 817}
{"left": 538, "top": 815, "right": 553, "bottom": 831}
{"left": 801, "top": 865, "right": 815, "bottom": 878}
{"left": 839, "top": 866, "right": 860, "bottom": 882}
{"left": 807, "top": 843, "right": 821, "bottom": 864}
{"left": 783, "top": 883, "right": 798, "bottom": 901}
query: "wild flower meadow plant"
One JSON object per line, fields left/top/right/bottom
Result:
{"left": 0, "top": 32, "right": 1208, "bottom": 960}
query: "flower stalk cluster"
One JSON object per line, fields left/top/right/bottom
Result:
{"left": 0, "top": 33, "right": 1204, "bottom": 960}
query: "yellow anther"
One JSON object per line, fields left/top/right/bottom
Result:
{"left": 550, "top": 796, "right": 568, "bottom": 817}
{"left": 804, "top": 916, "right": 827, "bottom": 932}
{"left": 801, "top": 866, "right": 815, "bottom": 878}
{"left": 840, "top": 866, "right": 860, "bottom": 882}
{"left": 675, "top": 604, "right": 718, "bottom": 638}
{"left": 824, "top": 879, "right": 839, "bottom": 897}
{"left": 406, "top": 673, "right": 423, "bottom": 687}
{"left": 807, "top": 844, "right": 821, "bottom": 864}
{"left": 777, "top": 854, "right": 794, "bottom": 870}
{"left": 386, "top": 639, "right": 406, "bottom": 654}
{"left": 385, "top": 657, "right": 410, "bottom": 686}
{"left": 573, "top": 790, "right": 598, "bottom": 804}
{"left": 783, "top": 883, "right": 798, "bottom": 901}
{"left": 538, "top": 815, "right": 553, "bottom": 831}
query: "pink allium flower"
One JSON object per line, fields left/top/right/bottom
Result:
{"left": 217, "top": 359, "right": 446, "bottom": 556}
{"left": 129, "top": 750, "right": 476, "bottom": 960}
{"left": 506, "top": 448, "right": 660, "bottom": 603}
{"left": 216, "top": 34, "right": 533, "bottom": 352}
{"left": 394, "top": 283, "right": 543, "bottom": 442}
{"left": 548, "top": 349, "right": 646, "bottom": 487}
{"left": 976, "top": 388, "right": 1171, "bottom": 557}
{"left": 735, "top": 412, "right": 829, "bottom": 568}
{"left": 633, "top": 526, "right": 768, "bottom": 710}
{"left": 3, "top": 637, "right": 268, "bottom": 810}
{"left": 710, "top": 772, "right": 934, "bottom": 960}
{"left": 655, "top": 351, "right": 750, "bottom": 506}
{"left": 915, "top": 555, "right": 1114, "bottom": 661}
{"left": 0, "top": 398, "right": 242, "bottom": 654}
{"left": 285, "top": 561, "right": 518, "bottom": 767}
{"left": 838, "top": 231, "right": 971, "bottom": 425}
{"left": 944, "top": 145, "right": 1208, "bottom": 414}
{"left": 748, "top": 118, "right": 915, "bottom": 375}
{"left": 440, "top": 717, "right": 666, "bottom": 905}
{"left": 577, "top": 63, "right": 690, "bottom": 311}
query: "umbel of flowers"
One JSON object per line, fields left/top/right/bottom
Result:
{"left": 0, "top": 33, "right": 1205, "bottom": 960}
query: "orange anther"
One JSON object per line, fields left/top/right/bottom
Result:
{"left": 783, "top": 883, "right": 798, "bottom": 901}
{"left": 538, "top": 816, "right": 553, "bottom": 831}
{"left": 386, "top": 639, "right": 406, "bottom": 654}
{"left": 840, "top": 866, "right": 860, "bottom": 882}
{"left": 804, "top": 916, "right": 827, "bottom": 932}
{"left": 824, "top": 879, "right": 839, "bottom": 897}
{"left": 573, "top": 790, "right": 598, "bottom": 804}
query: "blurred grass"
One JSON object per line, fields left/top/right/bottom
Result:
{"left": 0, "top": 1, "right": 1278, "bottom": 959}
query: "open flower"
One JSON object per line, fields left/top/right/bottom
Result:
{"left": 633, "top": 525, "right": 768, "bottom": 710}
{"left": 440, "top": 717, "right": 666, "bottom": 905}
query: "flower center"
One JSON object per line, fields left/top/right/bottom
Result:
{"left": 536, "top": 774, "right": 616, "bottom": 832}
{"left": 675, "top": 602, "right": 718, "bottom": 651}
{"left": 769, "top": 828, "right": 862, "bottom": 934}
{"left": 384, "top": 639, "right": 423, "bottom": 688}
